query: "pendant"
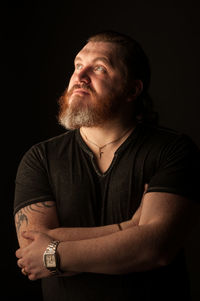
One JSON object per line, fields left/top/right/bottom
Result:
{"left": 99, "top": 150, "right": 104, "bottom": 159}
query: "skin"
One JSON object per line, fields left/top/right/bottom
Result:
{"left": 15, "top": 41, "right": 199, "bottom": 280}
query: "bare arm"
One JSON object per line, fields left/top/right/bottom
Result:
{"left": 14, "top": 200, "right": 141, "bottom": 278}
{"left": 15, "top": 198, "right": 142, "bottom": 248}
{"left": 47, "top": 204, "right": 142, "bottom": 241}
{"left": 16, "top": 192, "right": 199, "bottom": 280}
{"left": 57, "top": 192, "right": 198, "bottom": 274}
{"left": 15, "top": 201, "right": 59, "bottom": 247}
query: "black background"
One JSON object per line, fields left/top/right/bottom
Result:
{"left": 3, "top": 1, "right": 200, "bottom": 300}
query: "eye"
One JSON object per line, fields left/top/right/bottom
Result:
{"left": 94, "top": 65, "right": 106, "bottom": 73}
{"left": 75, "top": 63, "right": 83, "bottom": 71}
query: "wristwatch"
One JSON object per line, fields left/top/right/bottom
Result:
{"left": 43, "top": 240, "right": 62, "bottom": 275}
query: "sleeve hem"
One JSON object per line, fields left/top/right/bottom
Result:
{"left": 13, "top": 195, "right": 55, "bottom": 216}
{"left": 146, "top": 186, "right": 199, "bottom": 203}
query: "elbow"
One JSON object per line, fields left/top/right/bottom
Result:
{"left": 155, "top": 253, "right": 172, "bottom": 268}
{"left": 136, "top": 247, "right": 173, "bottom": 271}
{"left": 141, "top": 239, "right": 181, "bottom": 269}
{"left": 137, "top": 250, "right": 172, "bottom": 271}
{"left": 150, "top": 242, "right": 182, "bottom": 269}
{"left": 143, "top": 246, "right": 175, "bottom": 270}
{"left": 139, "top": 249, "right": 176, "bottom": 271}
{"left": 156, "top": 249, "right": 179, "bottom": 268}
{"left": 115, "top": 249, "right": 174, "bottom": 275}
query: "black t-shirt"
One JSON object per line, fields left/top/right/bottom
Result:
{"left": 14, "top": 124, "right": 200, "bottom": 300}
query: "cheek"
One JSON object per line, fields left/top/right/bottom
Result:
{"left": 95, "top": 78, "right": 113, "bottom": 93}
{"left": 99, "top": 78, "right": 123, "bottom": 96}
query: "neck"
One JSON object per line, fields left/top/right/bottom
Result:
{"left": 80, "top": 117, "right": 136, "bottom": 162}
{"left": 81, "top": 119, "right": 136, "bottom": 145}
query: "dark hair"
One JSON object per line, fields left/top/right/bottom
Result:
{"left": 88, "top": 30, "right": 158, "bottom": 125}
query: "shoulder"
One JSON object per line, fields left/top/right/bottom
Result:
{"left": 138, "top": 124, "right": 199, "bottom": 153}
{"left": 134, "top": 124, "right": 200, "bottom": 178}
{"left": 140, "top": 124, "right": 184, "bottom": 142}
{"left": 36, "top": 130, "right": 76, "bottom": 150}
{"left": 140, "top": 125, "right": 200, "bottom": 202}
{"left": 24, "top": 130, "right": 76, "bottom": 157}
{"left": 17, "top": 130, "right": 78, "bottom": 171}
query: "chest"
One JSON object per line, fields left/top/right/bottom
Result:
{"left": 49, "top": 145, "right": 158, "bottom": 227}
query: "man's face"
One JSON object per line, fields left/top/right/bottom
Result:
{"left": 58, "top": 41, "right": 128, "bottom": 129}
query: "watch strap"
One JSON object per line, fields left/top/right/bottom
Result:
{"left": 43, "top": 240, "right": 62, "bottom": 276}
{"left": 45, "top": 240, "right": 60, "bottom": 254}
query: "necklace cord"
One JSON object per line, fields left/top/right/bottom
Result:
{"left": 80, "top": 127, "right": 133, "bottom": 159}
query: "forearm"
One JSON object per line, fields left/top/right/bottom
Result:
{"left": 57, "top": 193, "right": 193, "bottom": 275}
{"left": 47, "top": 219, "right": 134, "bottom": 241}
{"left": 57, "top": 223, "right": 164, "bottom": 275}
{"left": 15, "top": 198, "right": 142, "bottom": 246}
{"left": 16, "top": 192, "right": 194, "bottom": 281}
{"left": 47, "top": 205, "right": 142, "bottom": 241}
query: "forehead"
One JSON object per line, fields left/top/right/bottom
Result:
{"left": 75, "top": 41, "right": 122, "bottom": 66}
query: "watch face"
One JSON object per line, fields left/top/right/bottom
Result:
{"left": 45, "top": 254, "right": 56, "bottom": 268}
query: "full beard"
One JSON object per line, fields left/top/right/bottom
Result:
{"left": 58, "top": 84, "right": 127, "bottom": 130}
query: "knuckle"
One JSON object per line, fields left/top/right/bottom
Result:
{"left": 17, "top": 259, "right": 23, "bottom": 267}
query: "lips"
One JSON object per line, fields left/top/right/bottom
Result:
{"left": 73, "top": 89, "right": 90, "bottom": 95}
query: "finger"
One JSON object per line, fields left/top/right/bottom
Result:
{"left": 21, "top": 267, "right": 29, "bottom": 276}
{"left": 16, "top": 248, "right": 22, "bottom": 258}
{"left": 28, "top": 273, "right": 37, "bottom": 281}
{"left": 17, "top": 258, "right": 24, "bottom": 268}
{"left": 18, "top": 262, "right": 23, "bottom": 268}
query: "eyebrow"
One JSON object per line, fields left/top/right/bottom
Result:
{"left": 74, "top": 56, "right": 113, "bottom": 67}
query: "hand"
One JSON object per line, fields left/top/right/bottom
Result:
{"left": 16, "top": 231, "right": 53, "bottom": 280}
{"left": 16, "top": 231, "right": 77, "bottom": 280}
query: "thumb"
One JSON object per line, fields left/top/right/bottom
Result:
{"left": 21, "top": 230, "right": 38, "bottom": 241}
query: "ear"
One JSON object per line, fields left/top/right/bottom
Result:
{"left": 127, "top": 80, "right": 143, "bottom": 102}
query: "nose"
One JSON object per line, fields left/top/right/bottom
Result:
{"left": 76, "top": 67, "right": 91, "bottom": 85}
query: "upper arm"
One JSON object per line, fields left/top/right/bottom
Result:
{"left": 134, "top": 134, "right": 200, "bottom": 263}
{"left": 14, "top": 144, "right": 59, "bottom": 247}
{"left": 138, "top": 191, "right": 199, "bottom": 263}
{"left": 15, "top": 201, "right": 59, "bottom": 247}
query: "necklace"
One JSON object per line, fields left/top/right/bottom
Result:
{"left": 81, "top": 127, "right": 133, "bottom": 159}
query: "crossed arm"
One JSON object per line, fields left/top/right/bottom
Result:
{"left": 15, "top": 192, "right": 198, "bottom": 280}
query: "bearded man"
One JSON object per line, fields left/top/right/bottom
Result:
{"left": 14, "top": 31, "right": 200, "bottom": 301}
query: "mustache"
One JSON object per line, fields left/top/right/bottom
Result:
{"left": 69, "top": 83, "right": 96, "bottom": 94}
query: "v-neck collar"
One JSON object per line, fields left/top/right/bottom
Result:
{"left": 76, "top": 124, "right": 142, "bottom": 177}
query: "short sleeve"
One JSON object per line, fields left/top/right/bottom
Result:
{"left": 147, "top": 134, "right": 200, "bottom": 203}
{"left": 14, "top": 144, "right": 54, "bottom": 215}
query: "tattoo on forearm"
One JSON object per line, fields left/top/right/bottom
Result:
{"left": 15, "top": 202, "right": 55, "bottom": 233}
